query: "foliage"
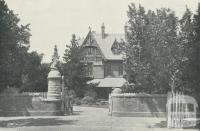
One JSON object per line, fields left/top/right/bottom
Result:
{"left": 123, "top": 2, "right": 200, "bottom": 107}
{"left": 121, "top": 82, "right": 134, "bottom": 93}
{"left": 0, "top": 0, "right": 31, "bottom": 91}
{"left": 181, "top": 3, "right": 200, "bottom": 103}
{"left": 81, "top": 96, "right": 95, "bottom": 104}
{"left": 74, "top": 97, "right": 81, "bottom": 105}
{"left": 63, "top": 34, "right": 90, "bottom": 97}
{"left": 21, "top": 52, "right": 50, "bottom": 92}
{"left": 0, "top": 0, "right": 49, "bottom": 92}
{"left": 84, "top": 88, "right": 97, "bottom": 99}
{"left": 125, "top": 3, "right": 181, "bottom": 93}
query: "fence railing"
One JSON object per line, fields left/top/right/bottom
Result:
{"left": 167, "top": 91, "right": 198, "bottom": 128}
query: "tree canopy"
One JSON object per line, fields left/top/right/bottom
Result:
{"left": 124, "top": 3, "right": 200, "bottom": 97}
{"left": 0, "top": 0, "right": 49, "bottom": 92}
{"left": 63, "top": 34, "right": 90, "bottom": 97}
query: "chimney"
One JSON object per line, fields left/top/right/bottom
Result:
{"left": 101, "top": 23, "right": 105, "bottom": 39}
{"left": 124, "top": 22, "right": 128, "bottom": 41}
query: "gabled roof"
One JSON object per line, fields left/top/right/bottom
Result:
{"left": 78, "top": 31, "right": 125, "bottom": 60}
{"left": 92, "top": 33, "right": 125, "bottom": 60}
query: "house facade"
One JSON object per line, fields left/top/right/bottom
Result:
{"left": 78, "top": 23, "right": 127, "bottom": 98}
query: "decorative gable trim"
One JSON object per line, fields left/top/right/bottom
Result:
{"left": 81, "top": 31, "right": 106, "bottom": 59}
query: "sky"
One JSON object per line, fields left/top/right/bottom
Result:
{"left": 5, "top": 0, "right": 200, "bottom": 63}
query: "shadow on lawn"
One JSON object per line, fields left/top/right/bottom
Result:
{"left": 0, "top": 118, "right": 78, "bottom": 128}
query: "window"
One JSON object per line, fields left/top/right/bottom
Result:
{"left": 88, "top": 47, "right": 92, "bottom": 55}
{"left": 85, "top": 63, "right": 93, "bottom": 76}
{"left": 119, "top": 64, "right": 123, "bottom": 76}
{"left": 105, "top": 63, "right": 111, "bottom": 77}
{"left": 87, "top": 47, "right": 98, "bottom": 56}
{"left": 88, "top": 63, "right": 93, "bottom": 76}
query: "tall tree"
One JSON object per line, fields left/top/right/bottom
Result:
{"left": 63, "top": 34, "right": 89, "bottom": 97}
{"left": 0, "top": 0, "right": 31, "bottom": 91}
{"left": 182, "top": 3, "right": 200, "bottom": 101}
{"left": 125, "top": 4, "right": 181, "bottom": 93}
{"left": 179, "top": 7, "right": 194, "bottom": 93}
{"left": 193, "top": 3, "right": 200, "bottom": 42}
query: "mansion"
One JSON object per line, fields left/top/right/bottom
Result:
{"left": 78, "top": 23, "right": 127, "bottom": 98}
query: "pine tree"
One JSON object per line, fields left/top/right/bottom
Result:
{"left": 63, "top": 34, "right": 89, "bottom": 97}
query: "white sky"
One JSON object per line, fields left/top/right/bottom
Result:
{"left": 5, "top": 0, "right": 200, "bottom": 63}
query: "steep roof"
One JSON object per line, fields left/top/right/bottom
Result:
{"left": 92, "top": 33, "right": 125, "bottom": 60}
{"left": 78, "top": 30, "right": 125, "bottom": 60}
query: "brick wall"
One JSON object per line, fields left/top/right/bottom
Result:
{"left": 0, "top": 94, "right": 62, "bottom": 116}
{"left": 110, "top": 94, "right": 167, "bottom": 117}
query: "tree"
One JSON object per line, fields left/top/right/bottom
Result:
{"left": 125, "top": 4, "right": 148, "bottom": 86}
{"left": 21, "top": 52, "right": 50, "bottom": 92}
{"left": 63, "top": 34, "right": 89, "bottom": 97}
{"left": 0, "top": 0, "right": 31, "bottom": 92}
{"left": 193, "top": 3, "right": 200, "bottom": 42}
{"left": 179, "top": 7, "right": 194, "bottom": 92}
{"left": 125, "top": 4, "right": 181, "bottom": 93}
{"left": 181, "top": 3, "right": 200, "bottom": 102}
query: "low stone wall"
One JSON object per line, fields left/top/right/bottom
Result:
{"left": 109, "top": 93, "right": 167, "bottom": 117}
{"left": 0, "top": 94, "right": 62, "bottom": 116}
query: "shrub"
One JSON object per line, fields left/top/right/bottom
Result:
{"left": 74, "top": 97, "right": 81, "bottom": 105}
{"left": 81, "top": 96, "right": 95, "bottom": 105}
{"left": 68, "top": 90, "right": 76, "bottom": 97}
{"left": 84, "top": 89, "right": 97, "bottom": 99}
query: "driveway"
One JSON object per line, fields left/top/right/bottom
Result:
{"left": 0, "top": 106, "right": 198, "bottom": 131}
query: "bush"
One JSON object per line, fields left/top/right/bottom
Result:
{"left": 68, "top": 89, "right": 76, "bottom": 97}
{"left": 84, "top": 89, "right": 97, "bottom": 99}
{"left": 81, "top": 96, "right": 95, "bottom": 105}
{"left": 74, "top": 97, "right": 81, "bottom": 105}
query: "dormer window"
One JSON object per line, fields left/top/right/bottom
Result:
{"left": 111, "top": 40, "right": 122, "bottom": 55}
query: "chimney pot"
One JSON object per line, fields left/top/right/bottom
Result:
{"left": 101, "top": 23, "right": 105, "bottom": 39}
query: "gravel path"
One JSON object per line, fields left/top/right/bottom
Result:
{"left": 0, "top": 106, "right": 198, "bottom": 131}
